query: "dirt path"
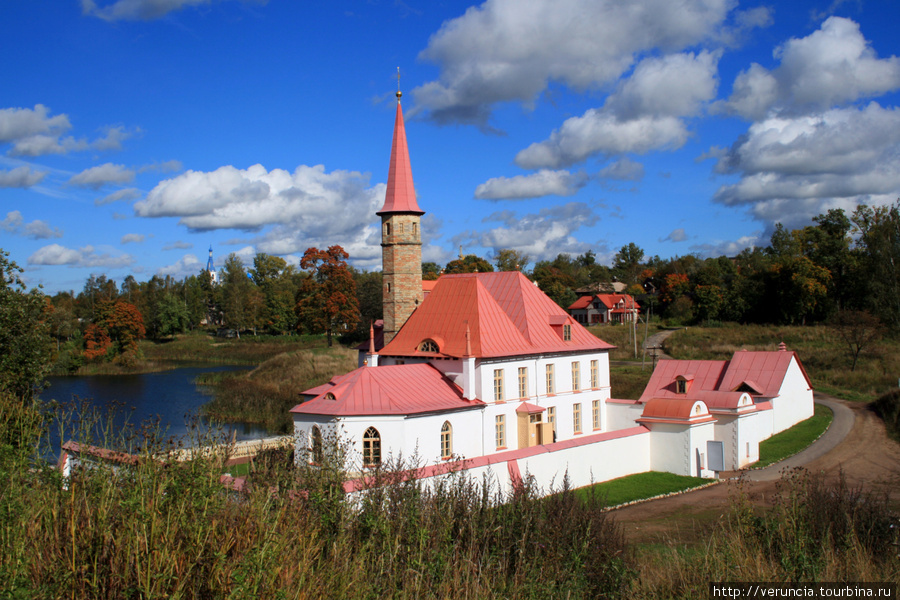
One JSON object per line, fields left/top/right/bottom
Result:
{"left": 642, "top": 328, "right": 678, "bottom": 360}
{"left": 611, "top": 395, "right": 900, "bottom": 546}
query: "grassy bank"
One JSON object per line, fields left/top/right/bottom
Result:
{"left": 198, "top": 346, "right": 357, "bottom": 433}
{"left": 754, "top": 403, "right": 834, "bottom": 468}
{"left": 609, "top": 364, "right": 654, "bottom": 400}
{"left": 577, "top": 472, "right": 709, "bottom": 507}
{"left": 588, "top": 322, "right": 664, "bottom": 361}
{"left": 663, "top": 324, "right": 900, "bottom": 403}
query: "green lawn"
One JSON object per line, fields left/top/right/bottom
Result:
{"left": 577, "top": 471, "right": 709, "bottom": 507}
{"left": 754, "top": 403, "right": 833, "bottom": 468}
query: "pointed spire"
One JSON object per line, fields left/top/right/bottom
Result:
{"left": 464, "top": 323, "right": 472, "bottom": 357}
{"left": 377, "top": 74, "right": 424, "bottom": 216}
{"left": 369, "top": 322, "right": 376, "bottom": 355}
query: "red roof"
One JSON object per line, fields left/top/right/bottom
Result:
{"left": 640, "top": 397, "right": 709, "bottom": 421}
{"left": 568, "top": 294, "right": 640, "bottom": 311}
{"left": 638, "top": 348, "right": 811, "bottom": 404}
{"left": 381, "top": 272, "right": 614, "bottom": 359}
{"left": 292, "top": 363, "right": 482, "bottom": 417}
{"left": 377, "top": 98, "right": 423, "bottom": 216}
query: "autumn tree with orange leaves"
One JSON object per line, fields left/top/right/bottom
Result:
{"left": 83, "top": 299, "right": 145, "bottom": 363}
{"left": 295, "top": 246, "right": 359, "bottom": 347}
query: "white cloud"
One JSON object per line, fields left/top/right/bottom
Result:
{"left": 711, "top": 102, "right": 900, "bottom": 230}
{"left": 69, "top": 163, "right": 136, "bottom": 189}
{"left": 0, "top": 165, "right": 46, "bottom": 188}
{"left": 715, "top": 17, "right": 900, "bottom": 120}
{"left": 136, "top": 163, "right": 385, "bottom": 260}
{"left": 2, "top": 210, "right": 63, "bottom": 239}
{"left": 598, "top": 157, "right": 645, "bottom": 181}
{"left": 515, "top": 51, "right": 719, "bottom": 169}
{"left": 162, "top": 241, "right": 193, "bottom": 250}
{"left": 0, "top": 104, "right": 136, "bottom": 157}
{"left": 689, "top": 235, "right": 761, "bottom": 258}
{"left": 28, "top": 244, "right": 134, "bottom": 268}
{"left": 661, "top": 228, "right": 688, "bottom": 243}
{"left": 467, "top": 202, "right": 599, "bottom": 262}
{"left": 92, "top": 125, "right": 135, "bottom": 151}
{"left": 157, "top": 253, "right": 202, "bottom": 279}
{"left": 81, "top": 0, "right": 263, "bottom": 22}
{"left": 121, "top": 233, "right": 145, "bottom": 244}
{"left": 96, "top": 188, "right": 141, "bottom": 205}
{"left": 412, "top": 0, "right": 734, "bottom": 128}
{"left": 474, "top": 169, "right": 588, "bottom": 200}
{"left": 0, "top": 105, "right": 70, "bottom": 143}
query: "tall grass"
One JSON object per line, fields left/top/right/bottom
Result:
{"left": 664, "top": 324, "right": 900, "bottom": 403}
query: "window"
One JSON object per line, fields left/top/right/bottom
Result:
{"left": 440, "top": 421, "right": 452, "bottom": 459}
{"left": 590, "top": 360, "right": 599, "bottom": 389}
{"left": 495, "top": 415, "right": 506, "bottom": 449}
{"left": 571, "top": 362, "right": 580, "bottom": 392}
{"left": 676, "top": 378, "right": 687, "bottom": 394}
{"left": 493, "top": 369, "right": 504, "bottom": 402}
{"left": 384, "top": 222, "right": 391, "bottom": 236}
{"left": 563, "top": 324, "right": 571, "bottom": 341}
{"left": 418, "top": 339, "right": 439, "bottom": 353}
{"left": 362, "top": 427, "right": 381, "bottom": 467}
{"left": 311, "top": 425, "right": 323, "bottom": 463}
{"left": 573, "top": 403, "right": 582, "bottom": 434}
{"left": 518, "top": 367, "right": 528, "bottom": 398}
{"left": 592, "top": 399, "right": 600, "bottom": 430}
{"left": 529, "top": 413, "right": 542, "bottom": 424}
{"left": 324, "top": 392, "right": 336, "bottom": 400}
{"left": 547, "top": 406, "right": 556, "bottom": 433}
{"left": 412, "top": 222, "right": 418, "bottom": 235}
{"left": 545, "top": 364, "right": 555, "bottom": 395}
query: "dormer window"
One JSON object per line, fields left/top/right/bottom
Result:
{"left": 675, "top": 377, "right": 687, "bottom": 394}
{"left": 418, "top": 339, "right": 439, "bottom": 353}
{"left": 563, "top": 324, "right": 571, "bottom": 341}
{"left": 324, "top": 392, "right": 336, "bottom": 400}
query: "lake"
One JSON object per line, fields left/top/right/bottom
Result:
{"left": 41, "top": 365, "right": 272, "bottom": 460}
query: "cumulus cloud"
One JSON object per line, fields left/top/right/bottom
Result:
{"left": 2, "top": 210, "right": 63, "bottom": 239}
{"left": 474, "top": 169, "right": 588, "bottom": 200}
{"left": 136, "top": 163, "right": 385, "bottom": 259}
{"left": 81, "top": 0, "right": 264, "bottom": 21}
{"left": 710, "top": 102, "right": 900, "bottom": 229}
{"left": 661, "top": 228, "right": 688, "bottom": 243}
{"left": 157, "top": 253, "right": 203, "bottom": 279}
{"left": 69, "top": 163, "right": 136, "bottom": 189}
{"left": 162, "top": 241, "right": 193, "bottom": 250}
{"left": 0, "top": 165, "right": 46, "bottom": 188}
{"left": 0, "top": 105, "right": 70, "bottom": 143}
{"left": 515, "top": 51, "right": 719, "bottom": 168}
{"left": 412, "top": 0, "right": 733, "bottom": 129}
{"left": 121, "top": 233, "right": 145, "bottom": 244}
{"left": 96, "top": 188, "right": 141, "bottom": 205}
{"left": 598, "top": 157, "right": 645, "bottom": 181}
{"left": 715, "top": 17, "right": 900, "bottom": 120}
{"left": 462, "top": 201, "right": 599, "bottom": 262}
{"left": 689, "top": 235, "right": 761, "bottom": 258}
{"left": 28, "top": 244, "right": 134, "bottom": 268}
{"left": 0, "top": 104, "right": 136, "bottom": 156}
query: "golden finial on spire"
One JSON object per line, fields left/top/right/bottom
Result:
{"left": 396, "top": 66, "right": 402, "bottom": 101}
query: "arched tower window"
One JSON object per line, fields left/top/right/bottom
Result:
{"left": 362, "top": 426, "right": 381, "bottom": 467}
{"left": 440, "top": 421, "right": 452, "bottom": 459}
{"left": 311, "top": 425, "right": 323, "bottom": 463}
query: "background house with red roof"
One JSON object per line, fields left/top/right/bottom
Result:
{"left": 569, "top": 294, "right": 640, "bottom": 325}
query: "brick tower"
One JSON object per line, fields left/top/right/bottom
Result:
{"left": 378, "top": 87, "right": 424, "bottom": 344}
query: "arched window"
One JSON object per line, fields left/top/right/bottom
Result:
{"left": 418, "top": 339, "right": 439, "bottom": 353}
{"left": 363, "top": 426, "right": 381, "bottom": 467}
{"left": 440, "top": 421, "right": 452, "bottom": 459}
{"left": 324, "top": 392, "right": 336, "bottom": 400}
{"left": 311, "top": 425, "right": 323, "bottom": 464}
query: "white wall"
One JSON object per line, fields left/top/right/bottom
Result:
{"left": 606, "top": 401, "right": 644, "bottom": 431}
{"left": 771, "top": 358, "right": 815, "bottom": 433}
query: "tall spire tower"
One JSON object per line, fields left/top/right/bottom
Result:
{"left": 378, "top": 72, "right": 424, "bottom": 344}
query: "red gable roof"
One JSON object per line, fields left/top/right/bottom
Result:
{"left": 639, "top": 359, "right": 728, "bottom": 403}
{"left": 719, "top": 351, "right": 811, "bottom": 397}
{"left": 292, "top": 363, "right": 482, "bottom": 417}
{"left": 381, "top": 272, "right": 614, "bottom": 359}
{"left": 377, "top": 97, "right": 424, "bottom": 216}
{"left": 569, "top": 294, "right": 641, "bottom": 311}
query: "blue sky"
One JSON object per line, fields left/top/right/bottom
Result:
{"left": 2, "top": 0, "right": 899, "bottom": 294}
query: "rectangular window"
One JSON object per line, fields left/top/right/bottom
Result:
{"left": 590, "top": 360, "right": 599, "bottom": 389}
{"left": 493, "top": 369, "right": 504, "bottom": 402}
{"left": 563, "top": 324, "right": 571, "bottom": 341}
{"left": 547, "top": 406, "right": 556, "bottom": 433}
{"left": 571, "top": 361, "right": 580, "bottom": 392}
{"left": 592, "top": 399, "right": 600, "bottom": 430}
{"left": 495, "top": 415, "right": 506, "bottom": 449}
{"left": 518, "top": 367, "right": 528, "bottom": 398}
{"left": 545, "top": 364, "right": 554, "bottom": 395}
{"left": 573, "top": 403, "right": 582, "bottom": 434}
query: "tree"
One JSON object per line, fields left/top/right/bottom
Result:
{"left": 221, "top": 254, "right": 263, "bottom": 337}
{"left": 422, "top": 262, "right": 441, "bottom": 280}
{"left": 829, "top": 310, "right": 882, "bottom": 372}
{"left": 852, "top": 202, "right": 900, "bottom": 329}
{"left": 444, "top": 254, "right": 493, "bottom": 274}
{"left": 295, "top": 246, "right": 359, "bottom": 347}
{"left": 86, "top": 299, "right": 146, "bottom": 363}
{"left": 354, "top": 270, "right": 383, "bottom": 340}
{"left": 0, "top": 250, "right": 52, "bottom": 401}
{"left": 494, "top": 249, "right": 530, "bottom": 272}
{"left": 154, "top": 293, "right": 190, "bottom": 338}
{"left": 613, "top": 243, "right": 645, "bottom": 285}
{"left": 251, "top": 253, "right": 298, "bottom": 334}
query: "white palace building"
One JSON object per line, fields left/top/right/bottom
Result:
{"left": 289, "top": 89, "right": 814, "bottom": 494}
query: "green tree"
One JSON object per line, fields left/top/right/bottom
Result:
{"left": 444, "top": 254, "right": 494, "bottom": 274}
{"left": 852, "top": 202, "right": 900, "bottom": 329}
{"left": 251, "top": 253, "right": 298, "bottom": 334}
{"left": 0, "top": 250, "right": 52, "bottom": 402}
{"left": 612, "top": 243, "right": 645, "bottom": 285}
{"left": 154, "top": 292, "right": 190, "bottom": 338}
{"left": 295, "top": 246, "right": 359, "bottom": 347}
{"left": 221, "top": 254, "right": 263, "bottom": 337}
{"left": 421, "top": 262, "right": 441, "bottom": 280}
{"left": 494, "top": 249, "right": 530, "bottom": 272}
